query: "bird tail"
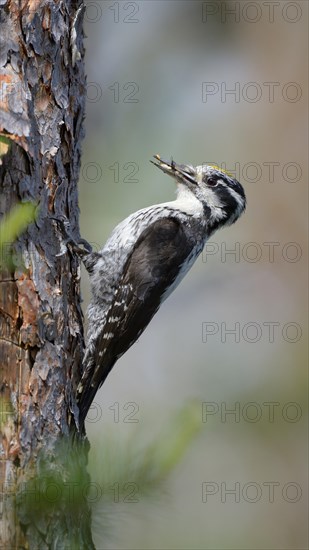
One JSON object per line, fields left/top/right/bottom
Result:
{"left": 76, "top": 358, "right": 115, "bottom": 428}
{"left": 76, "top": 382, "right": 99, "bottom": 429}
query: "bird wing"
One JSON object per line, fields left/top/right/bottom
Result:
{"left": 77, "top": 216, "right": 196, "bottom": 423}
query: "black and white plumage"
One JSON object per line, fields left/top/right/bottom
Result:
{"left": 77, "top": 155, "right": 246, "bottom": 425}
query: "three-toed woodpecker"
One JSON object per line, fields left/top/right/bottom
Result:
{"left": 77, "top": 155, "right": 246, "bottom": 425}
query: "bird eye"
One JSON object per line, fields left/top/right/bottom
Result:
{"left": 207, "top": 177, "right": 218, "bottom": 187}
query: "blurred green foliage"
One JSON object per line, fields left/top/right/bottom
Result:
{"left": 13, "top": 402, "right": 201, "bottom": 547}
{"left": 89, "top": 400, "right": 202, "bottom": 499}
{"left": 0, "top": 202, "right": 37, "bottom": 271}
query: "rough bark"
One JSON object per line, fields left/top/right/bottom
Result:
{"left": 0, "top": 0, "right": 94, "bottom": 547}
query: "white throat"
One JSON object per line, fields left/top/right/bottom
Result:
{"left": 163, "top": 183, "right": 204, "bottom": 217}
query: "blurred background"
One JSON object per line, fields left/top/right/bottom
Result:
{"left": 79, "top": 1, "right": 308, "bottom": 548}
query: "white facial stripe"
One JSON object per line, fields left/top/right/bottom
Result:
{"left": 200, "top": 186, "right": 223, "bottom": 212}
{"left": 219, "top": 179, "right": 244, "bottom": 208}
{"left": 195, "top": 172, "right": 226, "bottom": 221}
{"left": 228, "top": 186, "right": 244, "bottom": 207}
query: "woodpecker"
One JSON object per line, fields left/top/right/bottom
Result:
{"left": 77, "top": 155, "right": 246, "bottom": 425}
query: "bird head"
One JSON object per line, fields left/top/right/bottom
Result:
{"left": 151, "top": 154, "right": 246, "bottom": 230}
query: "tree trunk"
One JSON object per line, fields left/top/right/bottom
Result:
{"left": 0, "top": 0, "right": 94, "bottom": 547}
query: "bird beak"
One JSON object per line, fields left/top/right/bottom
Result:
{"left": 150, "top": 154, "right": 197, "bottom": 185}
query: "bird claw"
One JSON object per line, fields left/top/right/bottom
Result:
{"left": 51, "top": 217, "right": 92, "bottom": 257}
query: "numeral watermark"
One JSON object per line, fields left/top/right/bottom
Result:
{"left": 108, "top": 82, "right": 140, "bottom": 103}
{"left": 82, "top": 161, "right": 139, "bottom": 184}
{"left": 108, "top": 161, "right": 139, "bottom": 183}
{"left": 108, "top": 1, "right": 140, "bottom": 23}
{"left": 85, "top": 1, "right": 140, "bottom": 24}
{"left": 86, "top": 82, "right": 140, "bottom": 103}
{"left": 86, "top": 401, "right": 140, "bottom": 424}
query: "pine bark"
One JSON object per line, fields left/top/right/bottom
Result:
{"left": 0, "top": 0, "right": 94, "bottom": 547}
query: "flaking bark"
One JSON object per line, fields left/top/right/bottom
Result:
{"left": 0, "top": 0, "right": 94, "bottom": 547}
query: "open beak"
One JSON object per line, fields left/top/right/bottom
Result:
{"left": 150, "top": 154, "right": 197, "bottom": 185}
